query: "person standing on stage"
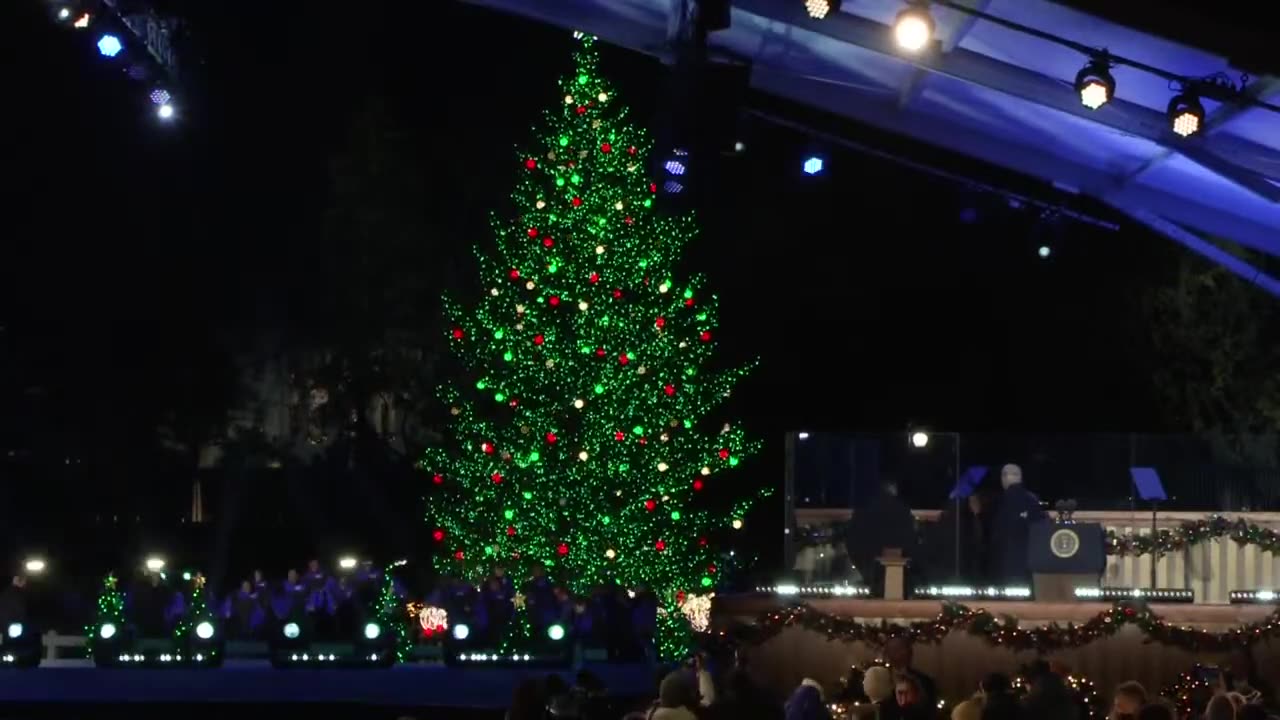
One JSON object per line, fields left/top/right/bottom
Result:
{"left": 991, "top": 464, "right": 1046, "bottom": 585}
{"left": 846, "top": 479, "right": 917, "bottom": 597}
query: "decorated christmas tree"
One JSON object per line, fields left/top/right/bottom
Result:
{"left": 87, "top": 573, "right": 125, "bottom": 656}
{"left": 421, "top": 33, "right": 762, "bottom": 659}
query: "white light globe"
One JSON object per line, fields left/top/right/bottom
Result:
{"left": 195, "top": 621, "right": 214, "bottom": 640}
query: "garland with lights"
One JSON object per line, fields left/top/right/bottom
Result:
{"left": 723, "top": 601, "right": 1280, "bottom": 653}
{"left": 375, "top": 561, "right": 412, "bottom": 662}
{"left": 420, "top": 33, "right": 763, "bottom": 661}
{"left": 86, "top": 573, "right": 125, "bottom": 655}
{"left": 1106, "top": 515, "right": 1280, "bottom": 558}
{"left": 1163, "top": 665, "right": 1220, "bottom": 719}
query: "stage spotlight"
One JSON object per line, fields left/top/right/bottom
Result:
{"left": 452, "top": 623, "right": 471, "bottom": 640}
{"left": 99, "top": 623, "right": 117, "bottom": 640}
{"left": 797, "top": 432, "right": 810, "bottom": 440}
{"left": 157, "top": 103, "right": 176, "bottom": 120}
{"left": 73, "top": 12, "right": 91, "bottom": 28}
{"left": 363, "top": 622, "right": 381, "bottom": 640}
{"left": 24, "top": 558, "right": 45, "bottom": 575}
{"left": 282, "top": 622, "right": 301, "bottom": 640}
{"left": 195, "top": 621, "right": 215, "bottom": 640}
{"left": 1038, "top": 245, "right": 1052, "bottom": 259}
{"left": 1167, "top": 93, "right": 1204, "bottom": 137}
{"left": 56, "top": 7, "right": 71, "bottom": 21}
{"left": 339, "top": 556, "right": 358, "bottom": 570}
{"left": 910, "top": 431, "right": 930, "bottom": 448}
{"left": 1074, "top": 59, "right": 1115, "bottom": 110}
{"left": 547, "top": 623, "right": 566, "bottom": 641}
{"left": 97, "top": 34, "right": 123, "bottom": 58}
{"left": 7, "top": 623, "right": 22, "bottom": 639}
{"left": 663, "top": 180, "right": 685, "bottom": 194}
{"left": 894, "top": 5, "right": 934, "bottom": 52}
{"left": 144, "top": 556, "right": 165, "bottom": 572}
{"left": 803, "top": 156, "right": 825, "bottom": 175}
{"left": 804, "top": 0, "right": 841, "bottom": 20}
{"left": 149, "top": 89, "right": 171, "bottom": 105}
{"left": 663, "top": 150, "right": 688, "bottom": 176}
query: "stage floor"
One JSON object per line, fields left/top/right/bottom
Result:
{"left": 0, "top": 660, "right": 655, "bottom": 707}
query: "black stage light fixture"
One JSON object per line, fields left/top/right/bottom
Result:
{"left": 804, "top": 0, "right": 841, "bottom": 20}
{"left": 1167, "top": 92, "right": 1205, "bottom": 137}
{"left": 1075, "top": 58, "right": 1116, "bottom": 110}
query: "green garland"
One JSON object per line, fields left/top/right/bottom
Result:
{"left": 1106, "top": 514, "right": 1280, "bottom": 558}
{"left": 724, "top": 600, "right": 1280, "bottom": 653}
{"left": 86, "top": 573, "right": 125, "bottom": 656}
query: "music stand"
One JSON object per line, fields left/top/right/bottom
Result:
{"left": 1130, "top": 467, "right": 1167, "bottom": 589}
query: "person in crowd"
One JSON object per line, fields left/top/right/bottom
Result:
{"left": 507, "top": 677, "right": 548, "bottom": 720}
{"left": 952, "top": 695, "right": 985, "bottom": 720}
{"left": 0, "top": 575, "right": 28, "bottom": 629}
{"left": 847, "top": 480, "right": 918, "bottom": 597}
{"left": 1226, "top": 648, "right": 1274, "bottom": 708}
{"left": 274, "top": 569, "right": 308, "bottom": 621}
{"left": 642, "top": 670, "right": 701, "bottom": 720}
{"left": 692, "top": 650, "right": 717, "bottom": 707}
{"left": 1136, "top": 701, "right": 1177, "bottom": 720}
{"left": 893, "top": 673, "right": 931, "bottom": 720}
{"left": 786, "top": 679, "right": 831, "bottom": 720}
{"left": 884, "top": 636, "right": 937, "bottom": 710}
{"left": 130, "top": 570, "right": 174, "bottom": 636}
{"left": 482, "top": 577, "right": 514, "bottom": 645}
{"left": 221, "top": 580, "right": 265, "bottom": 639}
{"left": 861, "top": 666, "right": 899, "bottom": 720}
{"left": 1021, "top": 662, "right": 1079, "bottom": 720}
{"left": 978, "top": 673, "right": 1019, "bottom": 720}
{"left": 714, "top": 669, "right": 785, "bottom": 720}
{"left": 1206, "top": 694, "right": 1237, "bottom": 720}
{"left": 304, "top": 559, "right": 327, "bottom": 595}
{"left": 1111, "top": 681, "right": 1148, "bottom": 720}
{"left": 990, "top": 464, "right": 1046, "bottom": 585}
{"left": 631, "top": 586, "right": 658, "bottom": 661}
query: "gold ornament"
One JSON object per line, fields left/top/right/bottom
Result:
{"left": 451, "top": 406, "right": 461, "bottom": 416}
{"left": 669, "top": 419, "right": 679, "bottom": 427}
{"left": 536, "top": 200, "right": 546, "bottom": 209}
{"left": 490, "top": 288, "right": 499, "bottom": 296}
{"left": 512, "top": 592, "right": 527, "bottom": 609}
{"left": 521, "top": 425, "right": 531, "bottom": 434}
{"left": 592, "top": 119, "right": 602, "bottom": 128}
{"left": 637, "top": 366, "right": 647, "bottom": 375}
{"left": 546, "top": 359, "right": 556, "bottom": 368}
{"left": 515, "top": 304, "right": 526, "bottom": 314}
{"left": 525, "top": 280, "right": 536, "bottom": 290}
{"left": 515, "top": 323, "right": 524, "bottom": 331}
{"left": 660, "top": 433, "right": 669, "bottom": 442}
{"left": 578, "top": 150, "right": 588, "bottom": 159}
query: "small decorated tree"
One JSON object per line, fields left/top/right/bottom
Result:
{"left": 421, "top": 34, "right": 762, "bottom": 658}
{"left": 87, "top": 573, "right": 126, "bottom": 656}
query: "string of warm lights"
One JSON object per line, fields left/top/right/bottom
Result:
{"left": 800, "top": 0, "right": 1279, "bottom": 138}
{"left": 718, "top": 600, "right": 1280, "bottom": 653}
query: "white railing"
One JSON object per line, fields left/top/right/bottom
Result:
{"left": 40, "top": 631, "right": 86, "bottom": 661}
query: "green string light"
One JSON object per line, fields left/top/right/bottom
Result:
{"left": 424, "top": 33, "right": 762, "bottom": 660}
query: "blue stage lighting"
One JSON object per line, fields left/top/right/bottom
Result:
{"left": 97, "top": 34, "right": 123, "bottom": 58}
{"left": 803, "top": 156, "right": 825, "bottom": 175}
{"left": 150, "top": 89, "right": 172, "bottom": 105}
{"left": 157, "top": 103, "right": 175, "bottom": 120}
{"left": 663, "top": 180, "right": 685, "bottom": 194}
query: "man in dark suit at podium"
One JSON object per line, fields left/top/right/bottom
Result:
{"left": 847, "top": 479, "right": 917, "bottom": 597}
{"left": 992, "top": 464, "right": 1045, "bottom": 585}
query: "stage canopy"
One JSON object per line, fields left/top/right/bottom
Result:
{"left": 464, "top": 0, "right": 1280, "bottom": 286}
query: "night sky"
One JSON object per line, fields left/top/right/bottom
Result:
{"left": 0, "top": 1, "right": 1256, "bottom": 568}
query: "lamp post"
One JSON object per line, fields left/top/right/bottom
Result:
{"left": 908, "top": 429, "right": 963, "bottom": 582}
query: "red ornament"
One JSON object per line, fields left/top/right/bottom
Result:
{"left": 664, "top": 384, "right": 676, "bottom": 396}
{"left": 655, "top": 316, "right": 665, "bottom": 328}
{"left": 624, "top": 216, "right": 634, "bottom": 225}
{"left": 614, "top": 431, "right": 625, "bottom": 441}
{"left": 509, "top": 269, "right": 520, "bottom": 279}
{"left": 589, "top": 272, "right": 600, "bottom": 284}
{"left": 481, "top": 442, "right": 494, "bottom": 454}
{"left": 718, "top": 448, "right": 729, "bottom": 459}
{"left": 612, "top": 289, "right": 622, "bottom": 299}
{"left": 684, "top": 297, "right": 695, "bottom": 307}
{"left": 638, "top": 438, "right": 647, "bottom": 445}
{"left": 432, "top": 473, "right": 444, "bottom": 485}
{"left": 546, "top": 432, "right": 558, "bottom": 444}
{"left": 655, "top": 540, "right": 666, "bottom": 552}
{"left": 649, "top": 183, "right": 657, "bottom": 193}
{"left": 509, "top": 399, "right": 519, "bottom": 407}
{"left": 644, "top": 499, "right": 656, "bottom": 512}
{"left": 557, "top": 543, "right": 569, "bottom": 556}
{"left": 543, "top": 237, "right": 555, "bottom": 248}
{"left": 595, "top": 347, "right": 606, "bottom": 357}
{"left": 700, "top": 331, "right": 712, "bottom": 342}
{"left": 451, "top": 328, "right": 464, "bottom": 339}
{"left": 491, "top": 472, "right": 503, "bottom": 484}
{"left": 676, "top": 590, "right": 686, "bottom": 605}
{"left": 454, "top": 550, "right": 465, "bottom": 560}
{"left": 708, "top": 564, "right": 717, "bottom": 573}
{"left": 698, "top": 537, "right": 708, "bottom": 547}
{"left": 549, "top": 296, "right": 560, "bottom": 306}
{"left": 601, "top": 143, "right": 612, "bottom": 153}
{"left": 507, "top": 525, "right": 516, "bottom": 536}
{"left": 576, "top": 105, "right": 586, "bottom": 115}
{"left": 618, "top": 354, "right": 629, "bottom": 366}
{"left": 432, "top": 529, "right": 445, "bottom": 542}
{"left": 693, "top": 479, "right": 704, "bottom": 491}
{"left": 628, "top": 146, "right": 637, "bottom": 155}
{"left": 533, "top": 335, "right": 545, "bottom": 345}
{"left": 527, "top": 227, "right": 539, "bottom": 238}
{"left": 571, "top": 197, "right": 583, "bottom": 207}
{"left": 525, "top": 158, "right": 537, "bottom": 169}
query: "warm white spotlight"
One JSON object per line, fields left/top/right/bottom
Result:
{"left": 157, "top": 103, "right": 175, "bottom": 120}
{"left": 145, "top": 556, "right": 165, "bottom": 572}
{"left": 910, "top": 431, "right": 930, "bottom": 448}
{"left": 24, "top": 558, "right": 45, "bottom": 574}
{"left": 73, "top": 12, "right": 91, "bottom": 28}
{"left": 894, "top": 7, "right": 934, "bottom": 52}
{"left": 195, "top": 621, "right": 215, "bottom": 640}
{"left": 1074, "top": 60, "right": 1115, "bottom": 110}
{"left": 1167, "top": 93, "right": 1204, "bottom": 137}
{"left": 797, "top": 432, "right": 810, "bottom": 440}
{"left": 804, "top": 0, "right": 841, "bottom": 20}
{"left": 338, "top": 556, "right": 358, "bottom": 570}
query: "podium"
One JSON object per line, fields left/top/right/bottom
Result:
{"left": 1028, "top": 522, "right": 1105, "bottom": 602}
